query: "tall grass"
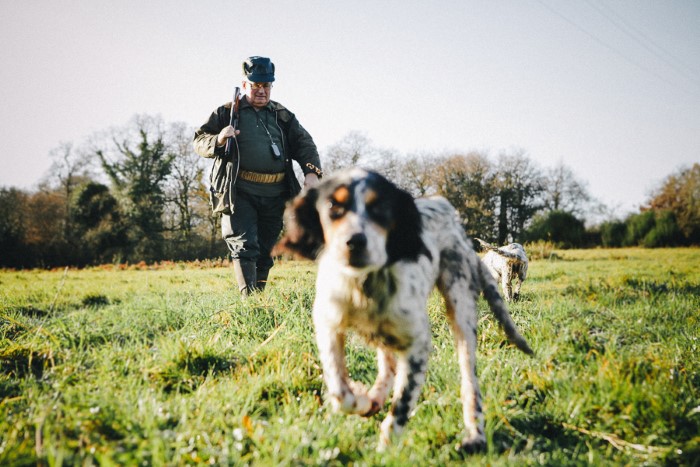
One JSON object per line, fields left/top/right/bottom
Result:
{"left": 1, "top": 249, "right": 698, "bottom": 465}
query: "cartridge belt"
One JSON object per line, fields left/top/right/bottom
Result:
{"left": 239, "top": 170, "right": 286, "bottom": 184}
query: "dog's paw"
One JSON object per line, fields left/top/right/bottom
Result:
{"left": 456, "top": 434, "right": 487, "bottom": 454}
{"left": 330, "top": 381, "right": 372, "bottom": 415}
{"left": 363, "top": 386, "right": 389, "bottom": 417}
{"left": 348, "top": 381, "right": 372, "bottom": 414}
{"left": 361, "top": 399, "right": 382, "bottom": 417}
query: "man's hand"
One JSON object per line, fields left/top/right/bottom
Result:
{"left": 216, "top": 125, "right": 240, "bottom": 147}
{"left": 304, "top": 173, "right": 320, "bottom": 189}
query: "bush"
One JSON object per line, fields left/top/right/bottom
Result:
{"left": 599, "top": 220, "right": 626, "bottom": 247}
{"left": 523, "top": 240, "right": 558, "bottom": 260}
{"left": 624, "top": 211, "right": 655, "bottom": 246}
{"left": 524, "top": 210, "right": 586, "bottom": 248}
{"left": 642, "top": 210, "right": 685, "bottom": 247}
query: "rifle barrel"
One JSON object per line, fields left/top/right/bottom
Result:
{"left": 224, "top": 87, "right": 240, "bottom": 157}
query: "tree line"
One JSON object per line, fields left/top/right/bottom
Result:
{"left": 1, "top": 116, "right": 698, "bottom": 268}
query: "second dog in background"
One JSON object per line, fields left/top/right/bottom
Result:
{"left": 475, "top": 238, "right": 529, "bottom": 302}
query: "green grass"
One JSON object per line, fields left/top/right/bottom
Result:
{"left": 1, "top": 249, "right": 698, "bottom": 465}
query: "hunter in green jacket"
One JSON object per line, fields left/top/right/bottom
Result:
{"left": 193, "top": 56, "right": 322, "bottom": 296}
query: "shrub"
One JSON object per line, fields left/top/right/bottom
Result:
{"left": 524, "top": 210, "right": 586, "bottom": 248}
{"left": 624, "top": 211, "right": 655, "bottom": 246}
{"left": 599, "top": 220, "right": 626, "bottom": 247}
{"left": 523, "top": 240, "right": 557, "bottom": 260}
{"left": 642, "top": 210, "right": 685, "bottom": 247}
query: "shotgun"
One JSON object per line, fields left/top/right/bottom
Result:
{"left": 224, "top": 87, "right": 241, "bottom": 158}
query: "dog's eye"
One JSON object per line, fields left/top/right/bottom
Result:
{"left": 366, "top": 200, "right": 390, "bottom": 224}
{"left": 328, "top": 200, "right": 346, "bottom": 220}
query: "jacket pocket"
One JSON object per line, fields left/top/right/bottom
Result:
{"left": 209, "top": 156, "right": 234, "bottom": 215}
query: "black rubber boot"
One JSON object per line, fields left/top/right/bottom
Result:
{"left": 233, "top": 259, "right": 257, "bottom": 297}
{"left": 256, "top": 267, "right": 270, "bottom": 291}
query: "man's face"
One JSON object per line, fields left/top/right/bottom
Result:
{"left": 244, "top": 81, "right": 272, "bottom": 108}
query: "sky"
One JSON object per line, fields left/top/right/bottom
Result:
{"left": 1, "top": 0, "right": 699, "bottom": 218}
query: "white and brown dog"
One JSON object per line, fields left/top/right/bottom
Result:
{"left": 274, "top": 168, "right": 533, "bottom": 452}
{"left": 474, "top": 238, "right": 529, "bottom": 302}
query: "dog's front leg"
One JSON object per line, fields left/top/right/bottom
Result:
{"left": 514, "top": 269, "right": 526, "bottom": 301}
{"left": 502, "top": 273, "right": 513, "bottom": 302}
{"left": 314, "top": 322, "right": 372, "bottom": 415}
{"left": 365, "top": 347, "right": 396, "bottom": 417}
{"left": 513, "top": 277, "right": 523, "bottom": 301}
{"left": 378, "top": 338, "right": 430, "bottom": 451}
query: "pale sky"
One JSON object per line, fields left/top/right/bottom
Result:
{"left": 1, "top": 1, "right": 698, "bottom": 217}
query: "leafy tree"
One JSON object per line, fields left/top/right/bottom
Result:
{"left": 645, "top": 163, "right": 700, "bottom": 244}
{"left": 96, "top": 115, "right": 175, "bottom": 262}
{"left": 432, "top": 152, "right": 497, "bottom": 240}
{"left": 0, "top": 188, "right": 29, "bottom": 267}
{"left": 71, "top": 182, "right": 127, "bottom": 264}
{"left": 24, "top": 189, "right": 66, "bottom": 266}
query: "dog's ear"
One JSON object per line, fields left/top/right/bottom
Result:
{"left": 386, "top": 186, "right": 426, "bottom": 264}
{"left": 273, "top": 188, "right": 324, "bottom": 260}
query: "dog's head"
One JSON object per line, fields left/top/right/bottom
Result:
{"left": 274, "top": 168, "right": 424, "bottom": 272}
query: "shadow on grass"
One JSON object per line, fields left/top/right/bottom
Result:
{"left": 490, "top": 411, "right": 694, "bottom": 465}
{"left": 491, "top": 413, "right": 582, "bottom": 456}
{"left": 13, "top": 305, "right": 49, "bottom": 317}
{"left": 0, "top": 344, "right": 53, "bottom": 380}
{"left": 0, "top": 344, "right": 55, "bottom": 399}
{"left": 149, "top": 350, "right": 240, "bottom": 394}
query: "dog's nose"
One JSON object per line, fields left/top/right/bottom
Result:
{"left": 346, "top": 233, "right": 367, "bottom": 252}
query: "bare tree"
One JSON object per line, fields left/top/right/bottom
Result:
{"left": 43, "top": 142, "right": 92, "bottom": 242}
{"left": 162, "top": 122, "right": 209, "bottom": 256}
{"left": 322, "top": 131, "right": 375, "bottom": 174}
{"left": 495, "top": 150, "right": 546, "bottom": 243}
{"left": 393, "top": 152, "right": 438, "bottom": 198}
{"left": 542, "top": 161, "right": 592, "bottom": 216}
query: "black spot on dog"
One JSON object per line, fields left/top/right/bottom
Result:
{"left": 391, "top": 356, "right": 426, "bottom": 426}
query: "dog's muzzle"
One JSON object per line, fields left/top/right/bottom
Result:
{"left": 346, "top": 232, "right": 368, "bottom": 267}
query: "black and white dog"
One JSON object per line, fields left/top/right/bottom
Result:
{"left": 274, "top": 168, "right": 533, "bottom": 452}
{"left": 475, "top": 238, "right": 529, "bottom": 302}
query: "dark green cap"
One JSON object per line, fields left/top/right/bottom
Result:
{"left": 242, "top": 56, "right": 275, "bottom": 82}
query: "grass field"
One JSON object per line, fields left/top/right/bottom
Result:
{"left": 1, "top": 248, "right": 698, "bottom": 466}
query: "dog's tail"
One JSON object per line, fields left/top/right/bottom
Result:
{"left": 477, "top": 259, "right": 534, "bottom": 355}
{"left": 474, "top": 238, "right": 523, "bottom": 261}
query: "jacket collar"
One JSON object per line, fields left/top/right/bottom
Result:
{"left": 239, "top": 96, "right": 287, "bottom": 113}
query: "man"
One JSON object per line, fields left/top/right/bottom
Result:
{"left": 194, "top": 56, "right": 322, "bottom": 296}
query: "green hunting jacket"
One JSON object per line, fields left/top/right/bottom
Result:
{"left": 193, "top": 97, "right": 322, "bottom": 214}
